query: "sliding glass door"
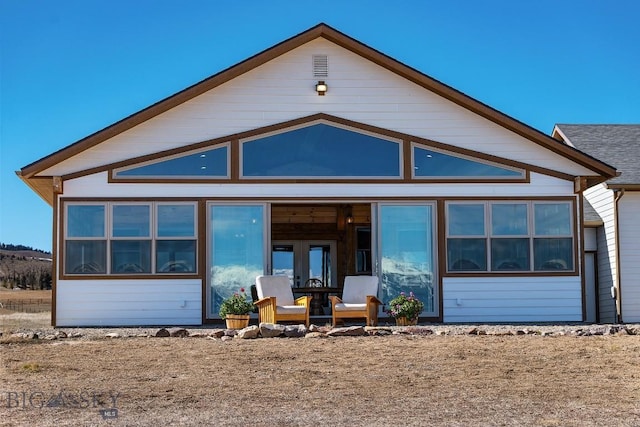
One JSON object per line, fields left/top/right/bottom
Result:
{"left": 378, "top": 203, "right": 437, "bottom": 316}
{"left": 207, "top": 203, "right": 268, "bottom": 317}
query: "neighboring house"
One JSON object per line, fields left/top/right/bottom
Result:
{"left": 18, "top": 24, "right": 617, "bottom": 327}
{"left": 553, "top": 125, "right": 640, "bottom": 323}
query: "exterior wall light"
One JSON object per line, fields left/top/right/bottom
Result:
{"left": 316, "top": 81, "right": 327, "bottom": 96}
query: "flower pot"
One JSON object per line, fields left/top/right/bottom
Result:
{"left": 395, "top": 316, "right": 417, "bottom": 326}
{"left": 225, "top": 314, "right": 250, "bottom": 329}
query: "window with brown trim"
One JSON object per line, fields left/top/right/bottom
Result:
{"left": 446, "top": 201, "right": 574, "bottom": 273}
{"left": 64, "top": 202, "right": 197, "bottom": 275}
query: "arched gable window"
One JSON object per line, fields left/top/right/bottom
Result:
{"left": 240, "top": 122, "right": 402, "bottom": 179}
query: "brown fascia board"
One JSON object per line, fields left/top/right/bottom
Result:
{"left": 20, "top": 23, "right": 617, "bottom": 181}
{"left": 16, "top": 172, "right": 54, "bottom": 206}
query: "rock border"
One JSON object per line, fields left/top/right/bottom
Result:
{"left": 3, "top": 323, "right": 640, "bottom": 342}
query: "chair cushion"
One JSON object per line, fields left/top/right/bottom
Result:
{"left": 342, "top": 276, "right": 379, "bottom": 304}
{"left": 334, "top": 303, "right": 367, "bottom": 312}
{"left": 256, "top": 275, "right": 295, "bottom": 306}
{"left": 277, "top": 305, "right": 307, "bottom": 314}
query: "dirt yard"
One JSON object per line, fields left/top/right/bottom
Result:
{"left": 1, "top": 330, "right": 639, "bottom": 426}
{"left": 1, "top": 291, "right": 639, "bottom": 426}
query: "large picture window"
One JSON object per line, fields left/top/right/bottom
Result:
{"left": 446, "top": 201, "right": 574, "bottom": 273}
{"left": 64, "top": 202, "right": 197, "bottom": 276}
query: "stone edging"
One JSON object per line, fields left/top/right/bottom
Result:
{"left": 4, "top": 323, "right": 640, "bottom": 342}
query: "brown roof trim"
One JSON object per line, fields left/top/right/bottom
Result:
{"left": 20, "top": 23, "right": 617, "bottom": 182}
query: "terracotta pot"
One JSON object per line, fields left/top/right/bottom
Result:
{"left": 395, "top": 316, "right": 417, "bottom": 326}
{"left": 225, "top": 314, "right": 250, "bottom": 329}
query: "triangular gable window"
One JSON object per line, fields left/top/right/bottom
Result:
{"left": 113, "top": 144, "right": 229, "bottom": 180}
{"left": 412, "top": 144, "right": 524, "bottom": 179}
{"left": 241, "top": 122, "right": 402, "bottom": 179}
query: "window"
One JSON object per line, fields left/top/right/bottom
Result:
{"left": 446, "top": 201, "right": 574, "bottom": 273}
{"left": 65, "top": 204, "right": 107, "bottom": 274}
{"left": 533, "top": 203, "right": 573, "bottom": 271}
{"left": 64, "top": 202, "right": 197, "bottom": 275}
{"left": 412, "top": 145, "right": 524, "bottom": 179}
{"left": 113, "top": 145, "right": 229, "bottom": 179}
{"left": 241, "top": 122, "right": 402, "bottom": 179}
{"left": 156, "top": 204, "right": 196, "bottom": 273}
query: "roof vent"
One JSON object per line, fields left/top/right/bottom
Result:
{"left": 313, "top": 55, "right": 328, "bottom": 78}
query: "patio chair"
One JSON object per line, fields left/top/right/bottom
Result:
{"left": 329, "top": 275, "right": 382, "bottom": 327}
{"left": 254, "top": 275, "right": 312, "bottom": 327}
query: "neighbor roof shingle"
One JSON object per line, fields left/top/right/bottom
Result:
{"left": 556, "top": 124, "right": 640, "bottom": 185}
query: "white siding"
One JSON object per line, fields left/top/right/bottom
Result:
{"left": 56, "top": 279, "right": 201, "bottom": 326}
{"left": 618, "top": 193, "right": 640, "bottom": 322}
{"left": 40, "top": 39, "right": 595, "bottom": 178}
{"left": 63, "top": 171, "right": 574, "bottom": 199}
{"left": 584, "top": 184, "right": 617, "bottom": 322}
{"left": 443, "top": 277, "right": 582, "bottom": 322}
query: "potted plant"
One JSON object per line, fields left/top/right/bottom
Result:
{"left": 219, "top": 288, "right": 254, "bottom": 329}
{"left": 386, "top": 291, "right": 424, "bottom": 326}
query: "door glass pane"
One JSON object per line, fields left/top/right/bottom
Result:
{"left": 308, "top": 244, "right": 332, "bottom": 287}
{"left": 272, "top": 244, "right": 295, "bottom": 286}
{"left": 209, "top": 205, "right": 264, "bottom": 316}
{"left": 356, "top": 227, "right": 372, "bottom": 274}
{"left": 380, "top": 205, "right": 435, "bottom": 314}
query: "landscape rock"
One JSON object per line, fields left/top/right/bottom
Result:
{"left": 259, "top": 323, "right": 286, "bottom": 338}
{"left": 210, "top": 330, "right": 225, "bottom": 338}
{"left": 236, "top": 325, "right": 259, "bottom": 339}
{"left": 224, "top": 329, "right": 237, "bottom": 337}
{"left": 284, "top": 324, "right": 307, "bottom": 338}
{"left": 327, "top": 326, "right": 366, "bottom": 337}
{"left": 220, "top": 335, "right": 233, "bottom": 342}
{"left": 105, "top": 332, "right": 120, "bottom": 338}
{"left": 44, "top": 334, "right": 57, "bottom": 340}
{"left": 365, "top": 326, "right": 393, "bottom": 336}
{"left": 155, "top": 328, "right": 170, "bottom": 337}
{"left": 404, "top": 327, "right": 434, "bottom": 336}
{"left": 168, "top": 327, "right": 189, "bottom": 338}
{"left": 55, "top": 331, "right": 67, "bottom": 339}
{"left": 304, "top": 332, "right": 327, "bottom": 339}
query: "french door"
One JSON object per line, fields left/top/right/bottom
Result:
{"left": 272, "top": 240, "right": 337, "bottom": 288}
{"left": 377, "top": 203, "right": 438, "bottom": 317}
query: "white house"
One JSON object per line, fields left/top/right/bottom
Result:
{"left": 19, "top": 24, "right": 617, "bottom": 326}
{"left": 553, "top": 125, "right": 640, "bottom": 323}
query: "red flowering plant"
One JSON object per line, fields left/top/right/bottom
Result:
{"left": 385, "top": 291, "right": 424, "bottom": 322}
{"left": 219, "top": 288, "right": 255, "bottom": 319}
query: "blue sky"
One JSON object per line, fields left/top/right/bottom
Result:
{"left": 1, "top": 0, "right": 638, "bottom": 252}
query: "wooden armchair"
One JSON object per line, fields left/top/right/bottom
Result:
{"left": 254, "top": 275, "right": 312, "bottom": 327}
{"left": 329, "top": 276, "right": 382, "bottom": 327}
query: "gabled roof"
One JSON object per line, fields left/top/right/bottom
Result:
{"left": 19, "top": 23, "right": 617, "bottom": 205}
{"left": 554, "top": 124, "right": 640, "bottom": 189}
